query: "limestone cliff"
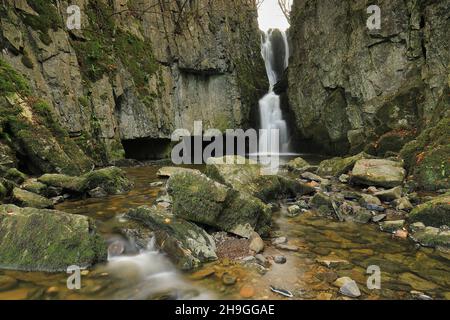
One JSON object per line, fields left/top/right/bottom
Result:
{"left": 0, "top": 0, "right": 267, "bottom": 171}
{"left": 288, "top": 0, "right": 449, "bottom": 156}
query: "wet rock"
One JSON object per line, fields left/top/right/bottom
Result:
{"left": 80, "top": 167, "right": 134, "bottom": 195}
{"left": 241, "top": 256, "right": 256, "bottom": 263}
{"left": 21, "top": 179, "right": 47, "bottom": 196}
{"left": 255, "top": 254, "right": 268, "bottom": 266}
{"left": 0, "top": 204, "right": 107, "bottom": 272}
{"left": 317, "top": 258, "right": 352, "bottom": 269}
{"left": 410, "top": 290, "right": 433, "bottom": 300}
{"left": 287, "top": 204, "right": 301, "bottom": 217}
{"left": 311, "top": 192, "right": 333, "bottom": 210}
{"left": 249, "top": 232, "right": 264, "bottom": 253}
{"left": 338, "top": 174, "right": 349, "bottom": 183}
{"left": 149, "top": 181, "right": 164, "bottom": 187}
{"left": 351, "top": 159, "right": 406, "bottom": 188}
{"left": 205, "top": 156, "right": 315, "bottom": 201}
{"left": 38, "top": 174, "right": 84, "bottom": 193}
{"left": 394, "top": 229, "right": 409, "bottom": 239}
{"left": 358, "top": 193, "right": 382, "bottom": 206}
{"left": 374, "top": 186, "right": 403, "bottom": 202}
{"left": 393, "top": 197, "right": 413, "bottom": 211}
{"left": 108, "top": 240, "right": 125, "bottom": 257}
{"left": 410, "top": 222, "right": 426, "bottom": 232}
{"left": 408, "top": 194, "right": 450, "bottom": 228}
{"left": 273, "top": 255, "right": 287, "bottom": 264}
{"left": 365, "top": 203, "right": 385, "bottom": 212}
{"left": 379, "top": 220, "right": 405, "bottom": 233}
{"left": 275, "top": 243, "right": 299, "bottom": 252}
{"left": 317, "top": 152, "right": 373, "bottom": 177}
{"left": 410, "top": 227, "right": 450, "bottom": 248}
{"left": 239, "top": 284, "right": 255, "bottom": 298}
{"left": 333, "top": 277, "right": 361, "bottom": 298}
{"left": 366, "top": 186, "right": 379, "bottom": 194}
{"left": 126, "top": 205, "right": 217, "bottom": 270}
{"left": 300, "top": 172, "right": 323, "bottom": 183}
{"left": 285, "top": 157, "right": 310, "bottom": 172}
{"left": 316, "top": 271, "right": 338, "bottom": 283}
{"left": 157, "top": 167, "right": 201, "bottom": 178}
{"left": 272, "top": 237, "right": 287, "bottom": 245}
{"left": 12, "top": 187, "right": 53, "bottom": 209}
{"left": 399, "top": 273, "right": 438, "bottom": 291}
{"left": 88, "top": 187, "right": 108, "bottom": 198}
{"left": 4, "top": 168, "right": 27, "bottom": 184}
{"left": 167, "top": 171, "right": 271, "bottom": 238}
{"left": 222, "top": 273, "right": 237, "bottom": 285}
{"left": 372, "top": 214, "right": 387, "bottom": 223}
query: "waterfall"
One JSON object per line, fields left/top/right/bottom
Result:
{"left": 258, "top": 29, "right": 290, "bottom": 155}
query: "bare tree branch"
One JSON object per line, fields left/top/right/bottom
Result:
{"left": 277, "top": 0, "right": 292, "bottom": 24}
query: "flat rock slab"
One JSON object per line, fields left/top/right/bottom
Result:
{"left": 157, "top": 167, "right": 201, "bottom": 178}
{"left": 351, "top": 159, "right": 406, "bottom": 188}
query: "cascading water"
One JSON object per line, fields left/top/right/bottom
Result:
{"left": 258, "top": 29, "right": 291, "bottom": 155}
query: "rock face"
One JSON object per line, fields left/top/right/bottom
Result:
{"left": 0, "top": 204, "right": 107, "bottom": 272}
{"left": 288, "top": 0, "right": 450, "bottom": 155}
{"left": 0, "top": 0, "right": 267, "bottom": 167}
{"left": 167, "top": 171, "right": 271, "bottom": 238}
{"left": 126, "top": 205, "right": 217, "bottom": 271}
{"left": 351, "top": 159, "right": 406, "bottom": 188}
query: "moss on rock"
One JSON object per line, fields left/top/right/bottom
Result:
{"left": 11, "top": 187, "right": 53, "bottom": 209}
{"left": 80, "top": 167, "right": 133, "bottom": 195}
{"left": 317, "top": 152, "right": 374, "bottom": 177}
{"left": 409, "top": 194, "right": 450, "bottom": 228}
{"left": 0, "top": 204, "right": 107, "bottom": 272}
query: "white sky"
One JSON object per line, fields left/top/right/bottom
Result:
{"left": 257, "top": 0, "right": 291, "bottom": 31}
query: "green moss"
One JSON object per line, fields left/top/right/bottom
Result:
{"left": 409, "top": 194, "right": 450, "bottom": 227}
{"left": 80, "top": 167, "right": 133, "bottom": 194}
{"left": 21, "top": 0, "right": 62, "bottom": 44}
{"left": 21, "top": 54, "right": 34, "bottom": 69}
{"left": 0, "top": 58, "right": 30, "bottom": 96}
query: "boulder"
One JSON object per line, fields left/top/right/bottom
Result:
{"left": 0, "top": 142, "right": 17, "bottom": 168}
{"left": 157, "top": 167, "right": 201, "bottom": 178}
{"left": 394, "top": 197, "right": 413, "bottom": 211}
{"left": 80, "top": 167, "right": 134, "bottom": 195}
{"left": 358, "top": 194, "right": 382, "bottom": 207}
{"left": 21, "top": 179, "right": 48, "bottom": 196}
{"left": 379, "top": 220, "right": 405, "bottom": 233}
{"left": 0, "top": 182, "right": 6, "bottom": 201}
{"left": 38, "top": 174, "right": 84, "bottom": 193}
{"left": 351, "top": 159, "right": 406, "bottom": 188}
{"left": 205, "top": 156, "right": 314, "bottom": 201}
{"left": 333, "top": 277, "right": 361, "bottom": 298}
{"left": 167, "top": 171, "right": 271, "bottom": 238}
{"left": 4, "top": 168, "right": 27, "bottom": 184}
{"left": 0, "top": 204, "right": 107, "bottom": 271}
{"left": 410, "top": 227, "right": 450, "bottom": 248}
{"left": 285, "top": 157, "right": 311, "bottom": 172}
{"left": 249, "top": 232, "right": 264, "bottom": 253}
{"left": 408, "top": 194, "right": 450, "bottom": 228}
{"left": 374, "top": 186, "right": 403, "bottom": 202}
{"left": 126, "top": 205, "right": 217, "bottom": 270}
{"left": 12, "top": 187, "right": 53, "bottom": 209}
{"left": 317, "top": 152, "right": 373, "bottom": 177}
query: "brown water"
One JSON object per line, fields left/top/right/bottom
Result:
{"left": 0, "top": 163, "right": 449, "bottom": 300}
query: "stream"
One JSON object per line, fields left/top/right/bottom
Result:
{"left": 0, "top": 159, "right": 449, "bottom": 300}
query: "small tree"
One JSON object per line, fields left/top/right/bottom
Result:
{"left": 277, "top": 0, "right": 292, "bottom": 24}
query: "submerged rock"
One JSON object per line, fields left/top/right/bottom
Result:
{"left": 379, "top": 220, "right": 405, "bottom": 233}
{"left": 410, "top": 226, "right": 450, "bottom": 248}
{"left": 167, "top": 171, "right": 271, "bottom": 238}
{"left": 333, "top": 277, "right": 361, "bottom": 298}
{"left": 11, "top": 187, "right": 53, "bottom": 209}
{"left": 0, "top": 204, "right": 107, "bottom": 271}
{"left": 157, "top": 167, "right": 201, "bottom": 178}
{"left": 351, "top": 159, "right": 406, "bottom": 188}
{"left": 249, "top": 232, "right": 264, "bottom": 253}
{"left": 408, "top": 194, "right": 450, "bottom": 228}
{"left": 126, "top": 205, "right": 217, "bottom": 270}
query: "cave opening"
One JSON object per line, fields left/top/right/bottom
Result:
{"left": 122, "top": 138, "right": 173, "bottom": 161}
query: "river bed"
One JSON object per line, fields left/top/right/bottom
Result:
{"left": 0, "top": 162, "right": 449, "bottom": 300}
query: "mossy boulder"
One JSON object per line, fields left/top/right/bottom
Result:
{"left": 400, "top": 117, "right": 450, "bottom": 191}
{"left": 38, "top": 174, "right": 85, "bottom": 193}
{"left": 0, "top": 182, "right": 6, "bottom": 201}
{"left": 285, "top": 157, "right": 311, "bottom": 172}
{"left": 317, "top": 152, "right": 374, "bottom": 177}
{"left": 126, "top": 205, "right": 217, "bottom": 270}
{"left": 167, "top": 171, "right": 271, "bottom": 238}
{"left": 351, "top": 159, "right": 406, "bottom": 188}
{"left": 4, "top": 168, "right": 27, "bottom": 184}
{"left": 21, "top": 179, "right": 48, "bottom": 196}
{"left": 410, "top": 227, "right": 450, "bottom": 248}
{"left": 157, "top": 167, "right": 201, "bottom": 178}
{"left": 375, "top": 129, "right": 415, "bottom": 157}
{"left": 0, "top": 204, "right": 107, "bottom": 272}
{"left": 11, "top": 187, "right": 53, "bottom": 209}
{"left": 80, "top": 167, "right": 134, "bottom": 195}
{"left": 205, "top": 156, "right": 314, "bottom": 202}
{"left": 409, "top": 194, "right": 450, "bottom": 228}
{"left": 0, "top": 142, "right": 17, "bottom": 168}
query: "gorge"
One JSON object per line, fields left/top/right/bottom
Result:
{"left": 0, "top": 0, "right": 449, "bottom": 301}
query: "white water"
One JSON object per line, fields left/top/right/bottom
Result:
{"left": 258, "top": 30, "right": 291, "bottom": 155}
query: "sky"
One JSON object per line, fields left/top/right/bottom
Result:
{"left": 257, "top": 0, "right": 291, "bottom": 31}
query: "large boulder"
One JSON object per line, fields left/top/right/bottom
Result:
{"left": 167, "top": 171, "right": 271, "bottom": 238}
{"left": 351, "top": 159, "right": 406, "bottom": 188}
{"left": 126, "top": 206, "right": 217, "bottom": 270}
{"left": 317, "top": 152, "right": 373, "bottom": 177}
{"left": 38, "top": 174, "right": 85, "bottom": 193}
{"left": 205, "top": 156, "right": 314, "bottom": 201}
{"left": 410, "top": 226, "right": 450, "bottom": 248}
{"left": 157, "top": 167, "right": 201, "bottom": 178}
{"left": 409, "top": 194, "right": 450, "bottom": 228}
{"left": 0, "top": 204, "right": 107, "bottom": 271}
{"left": 11, "top": 187, "right": 53, "bottom": 209}
{"left": 285, "top": 157, "right": 311, "bottom": 172}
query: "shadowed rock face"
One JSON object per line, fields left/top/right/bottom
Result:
{"left": 288, "top": 0, "right": 450, "bottom": 155}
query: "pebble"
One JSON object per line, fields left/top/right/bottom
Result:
{"left": 393, "top": 229, "right": 408, "bottom": 239}
{"left": 249, "top": 232, "right": 264, "bottom": 253}
{"left": 273, "top": 255, "right": 287, "bottom": 264}
{"left": 239, "top": 285, "right": 255, "bottom": 298}
{"left": 365, "top": 203, "right": 385, "bottom": 212}
{"left": 338, "top": 174, "right": 349, "bottom": 183}
{"left": 333, "top": 277, "right": 361, "bottom": 298}
{"left": 241, "top": 256, "right": 256, "bottom": 263}
{"left": 149, "top": 181, "right": 164, "bottom": 187}
{"left": 372, "top": 214, "right": 387, "bottom": 222}
{"left": 272, "top": 237, "right": 287, "bottom": 245}
{"left": 222, "top": 273, "right": 237, "bottom": 286}
{"left": 255, "top": 254, "right": 268, "bottom": 266}
{"left": 275, "top": 244, "right": 299, "bottom": 252}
